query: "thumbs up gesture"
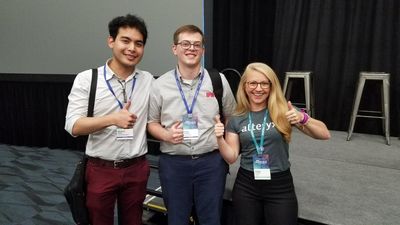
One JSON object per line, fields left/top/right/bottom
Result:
{"left": 114, "top": 101, "right": 137, "bottom": 128}
{"left": 167, "top": 121, "right": 184, "bottom": 144}
{"left": 285, "top": 101, "right": 301, "bottom": 125}
{"left": 123, "top": 101, "right": 131, "bottom": 111}
{"left": 214, "top": 115, "right": 225, "bottom": 138}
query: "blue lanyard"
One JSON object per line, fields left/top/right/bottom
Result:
{"left": 104, "top": 65, "right": 137, "bottom": 109}
{"left": 248, "top": 109, "right": 269, "bottom": 155}
{"left": 174, "top": 68, "right": 204, "bottom": 115}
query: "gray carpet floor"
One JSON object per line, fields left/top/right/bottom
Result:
{"left": 290, "top": 130, "right": 400, "bottom": 225}
{"left": 0, "top": 130, "right": 399, "bottom": 225}
{"left": 0, "top": 145, "right": 81, "bottom": 225}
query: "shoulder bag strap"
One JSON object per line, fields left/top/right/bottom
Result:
{"left": 87, "top": 68, "right": 98, "bottom": 117}
{"left": 208, "top": 68, "right": 224, "bottom": 123}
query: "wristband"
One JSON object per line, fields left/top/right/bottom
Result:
{"left": 299, "top": 111, "right": 309, "bottom": 125}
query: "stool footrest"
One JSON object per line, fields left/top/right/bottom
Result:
{"left": 356, "top": 115, "right": 385, "bottom": 119}
{"left": 290, "top": 102, "right": 306, "bottom": 107}
{"left": 358, "top": 110, "right": 383, "bottom": 114}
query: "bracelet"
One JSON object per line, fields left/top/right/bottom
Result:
{"left": 299, "top": 111, "right": 309, "bottom": 125}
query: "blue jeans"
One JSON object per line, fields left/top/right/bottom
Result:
{"left": 159, "top": 151, "right": 228, "bottom": 225}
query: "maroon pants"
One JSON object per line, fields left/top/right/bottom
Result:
{"left": 85, "top": 158, "right": 149, "bottom": 225}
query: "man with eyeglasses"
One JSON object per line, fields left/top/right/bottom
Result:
{"left": 147, "top": 24, "right": 236, "bottom": 225}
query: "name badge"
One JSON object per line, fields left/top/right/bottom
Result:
{"left": 253, "top": 154, "right": 271, "bottom": 180}
{"left": 116, "top": 128, "right": 134, "bottom": 140}
{"left": 182, "top": 114, "right": 199, "bottom": 140}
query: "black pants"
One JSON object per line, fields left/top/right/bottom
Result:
{"left": 232, "top": 168, "right": 298, "bottom": 225}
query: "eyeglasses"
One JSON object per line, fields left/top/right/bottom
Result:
{"left": 247, "top": 81, "right": 271, "bottom": 89}
{"left": 176, "top": 40, "right": 203, "bottom": 50}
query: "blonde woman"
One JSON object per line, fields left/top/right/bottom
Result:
{"left": 214, "top": 62, "right": 330, "bottom": 225}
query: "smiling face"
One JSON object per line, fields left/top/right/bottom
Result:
{"left": 108, "top": 26, "right": 144, "bottom": 71}
{"left": 245, "top": 69, "right": 271, "bottom": 111}
{"left": 172, "top": 31, "right": 204, "bottom": 69}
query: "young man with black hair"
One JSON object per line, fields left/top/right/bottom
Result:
{"left": 65, "top": 14, "right": 153, "bottom": 225}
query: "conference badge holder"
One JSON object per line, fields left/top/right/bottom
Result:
{"left": 182, "top": 114, "right": 199, "bottom": 140}
{"left": 253, "top": 154, "right": 271, "bottom": 180}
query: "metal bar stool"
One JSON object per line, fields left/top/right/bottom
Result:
{"left": 282, "top": 71, "right": 314, "bottom": 117}
{"left": 346, "top": 72, "right": 390, "bottom": 145}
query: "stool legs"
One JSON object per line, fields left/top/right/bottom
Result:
{"left": 283, "top": 72, "right": 313, "bottom": 117}
{"left": 303, "top": 75, "right": 313, "bottom": 118}
{"left": 283, "top": 75, "right": 290, "bottom": 98}
{"left": 383, "top": 79, "right": 390, "bottom": 145}
{"left": 347, "top": 72, "right": 390, "bottom": 145}
{"left": 347, "top": 78, "right": 366, "bottom": 141}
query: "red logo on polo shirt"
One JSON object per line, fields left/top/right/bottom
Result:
{"left": 206, "top": 91, "right": 215, "bottom": 97}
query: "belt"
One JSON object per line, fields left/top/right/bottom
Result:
{"left": 174, "top": 150, "right": 218, "bottom": 160}
{"left": 87, "top": 155, "right": 145, "bottom": 168}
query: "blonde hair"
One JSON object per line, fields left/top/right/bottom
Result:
{"left": 235, "top": 62, "right": 292, "bottom": 142}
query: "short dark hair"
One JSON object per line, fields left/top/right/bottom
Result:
{"left": 108, "top": 14, "right": 148, "bottom": 45}
{"left": 173, "top": 24, "right": 204, "bottom": 45}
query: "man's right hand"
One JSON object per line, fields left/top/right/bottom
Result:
{"left": 113, "top": 101, "right": 137, "bottom": 129}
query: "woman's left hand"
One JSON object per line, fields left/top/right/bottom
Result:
{"left": 285, "top": 101, "right": 303, "bottom": 125}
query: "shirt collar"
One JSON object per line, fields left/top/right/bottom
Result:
{"left": 175, "top": 65, "right": 203, "bottom": 81}
{"left": 104, "top": 59, "right": 139, "bottom": 81}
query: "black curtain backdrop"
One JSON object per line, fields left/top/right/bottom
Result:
{"left": 0, "top": 76, "right": 87, "bottom": 150}
{"left": 0, "top": 75, "right": 162, "bottom": 153}
{"left": 213, "top": 0, "right": 276, "bottom": 72}
{"left": 213, "top": 0, "right": 399, "bottom": 136}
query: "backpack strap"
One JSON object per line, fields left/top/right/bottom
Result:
{"left": 208, "top": 68, "right": 224, "bottom": 123}
{"left": 87, "top": 68, "right": 98, "bottom": 117}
